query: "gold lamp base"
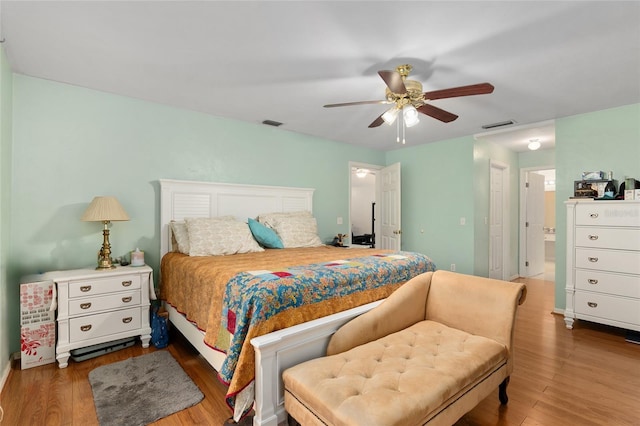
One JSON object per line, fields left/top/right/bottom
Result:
{"left": 96, "top": 221, "right": 116, "bottom": 270}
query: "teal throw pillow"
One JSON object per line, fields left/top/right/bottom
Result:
{"left": 248, "top": 218, "right": 284, "bottom": 249}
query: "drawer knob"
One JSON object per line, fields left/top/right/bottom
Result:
{"left": 589, "top": 213, "right": 599, "bottom": 218}
{"left": 121, "top": 280, "right": 132, "bottom": 287}
{"left": 588, "top": 257, "right": 598, "bottom": 262}
{"left": 80, "top": 325, "right": 92, "bottom": 332}
{"left": 588, "top": 279, "right": 599, "bottom": 285}
{"left": 80, "top": 285, "right": 92, "bottom": 292}
{"left": 80, "top": 302, "right": 92, "bottom": 310}
{"left": 588, "top": 234, "right": 599, "bottom": 240}
{"left": 587, "top": 302, "right": 598, "bottom": 308}
{"left": 122, "top": 296, "right": 132, "bottom": 303}
{"left": 122, "top": 317, "right": 133, "bottom": 324}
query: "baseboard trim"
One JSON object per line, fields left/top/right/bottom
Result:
{"left": 0, "top": 354, "right": 13, "bottom": 395}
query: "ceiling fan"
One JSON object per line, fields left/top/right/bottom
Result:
{"left": 324, "top": 64, "right": 494, "bottom": 142}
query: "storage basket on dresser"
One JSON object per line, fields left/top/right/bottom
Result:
{"left": 565, "top": 200, "right": 640, "bottom": 331}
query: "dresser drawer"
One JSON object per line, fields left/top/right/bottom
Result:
{"left": 575, "top": 203, "right": 640, "bottom": 227}
{"left": 68, "top": 274, "right": 141, "bottom": 298}
{"left": 69, "top": 307, "right": 141, "bottom": 343}
{"left": 575, "top": 291, "right": 640, "bottom": 325}
{"left": 68, "top": 291, "right": 141, "bottom": 316}
{"left": 575, "top": 248, "right": 640, "bottom": 275}
{"left": 575, "top": 269, "right": 640, "bottom": 298}
{"left": 575, "top": 227, "right": 640, "bottom": 250}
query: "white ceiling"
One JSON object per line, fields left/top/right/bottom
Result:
{"left": 1, "top": 1, "right": 639, "bottom": 152}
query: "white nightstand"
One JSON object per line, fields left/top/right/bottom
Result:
{"left": 42, "top": 265, "right": 153, "bottom": 368}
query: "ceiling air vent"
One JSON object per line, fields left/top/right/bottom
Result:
{"left": 481, "top": 120, "right": 516, "bottom": 130}
{"left": 262, "top": 119, "right": 283, "bottom": 127}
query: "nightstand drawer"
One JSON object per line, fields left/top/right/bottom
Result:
{"left": 69, "top": 307, "right": 141, "bottom": 343}
{"left": 68, "top": 275, "right": 141, "bottom": 298}
{"left": 68, "top": 291, "right": 141, "bottom": 316}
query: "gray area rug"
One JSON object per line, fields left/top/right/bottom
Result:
{"left": 89, "top": 350, "right": 204, "bottom": 426}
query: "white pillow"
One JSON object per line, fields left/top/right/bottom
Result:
{"left": 185, "top": 217, "right": 264, "bottom": 256}
{"left": 257, "top": 211, "right": 312, "bottom": 229}
{"left": 271, "top": 216, "right": 324, "bottom": 248}
{"left": 170, "top": 221, "right": 190, "bottom": 254}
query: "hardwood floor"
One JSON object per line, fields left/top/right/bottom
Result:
{"left": 2, "top": 276, "right": 639, "bottom": 425}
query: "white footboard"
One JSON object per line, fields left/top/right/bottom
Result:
{"left": 250, "top": 301, "right": 382, "bottom": 426}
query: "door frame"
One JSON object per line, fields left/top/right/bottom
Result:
{"left": 489, "top": 160, "right": 510, "bottom": 280}
{"left": 518, "top": 165, "right": 554, "bottom": 276}
{"left": 348, "top": 161, "right": 383, "bottom": 247}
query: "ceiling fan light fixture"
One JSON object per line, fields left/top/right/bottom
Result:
{"left": 403, "top": 105, "right": 420, "bottom": 127}
{"left": 381, "top": 107, "right": 399, "bottom": 125}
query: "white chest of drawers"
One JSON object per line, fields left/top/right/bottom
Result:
{"left": 565, "top": 200, "right": 640, "bottom": 331}
{"left": 43, "top": 265, "right": 153, "bottom": 368}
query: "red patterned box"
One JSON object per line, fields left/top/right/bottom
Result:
{"left": 20, "top": 280, "right": 56, "bottom": 369}
{"left": 21, "top": 322, "right": 56, "bottom": 369}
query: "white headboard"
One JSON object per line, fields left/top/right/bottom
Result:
{"left": 159, "top": 179, "right": 315, "bottom": 257}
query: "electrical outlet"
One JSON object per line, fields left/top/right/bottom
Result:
{"left": 337, "top": 217, "right": 343, "bottom": 225}
{"left": 450, "top": 263, "right": 456, "bottom": 272}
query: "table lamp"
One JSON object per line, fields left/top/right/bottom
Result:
{"left": 81, "top": 196, "right": 130, "bottom": 269}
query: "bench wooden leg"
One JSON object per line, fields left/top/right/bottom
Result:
{"left": 287, "top": 413, "right": 301, "bottom": 426}
{"left": 499, "top": 376, "right": 510, "bottom": 404}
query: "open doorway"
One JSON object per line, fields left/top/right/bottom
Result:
{"left": 520, "top": 168, "right": 556, "bottom": 281}
{"left": 349, "top": 163, "right": 378, "bottom": 248}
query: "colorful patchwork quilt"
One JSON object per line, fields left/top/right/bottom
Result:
{"left": 214, "top": 251, "right": 436, "bottom": 414}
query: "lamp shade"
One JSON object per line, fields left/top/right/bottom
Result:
{"left": 81, "top": 196, "right": 130, "bottom": 222}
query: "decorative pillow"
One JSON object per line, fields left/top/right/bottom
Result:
{"left": 170, "top": 221, "right": 191, "bottom": 254}
{"left": 185, "top": 217, "right": 264, "bottom": 256}
{"left": 248, "top": 218, "right": 284, "bottom": 249}
{"left": 271, "top": 216, "right": 324, "bottom": 248}
{"left": 257, "top": 210, "right": 313, "bottom": 229}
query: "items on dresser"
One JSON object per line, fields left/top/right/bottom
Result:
{"left": 565, "top": 200, "right": 640, "bottom": 333}
{"left": 38, "top": 265, "right": 153, "bottom": 368}
{"left": 19, "top": 279, "right": 56, "bottom": 369}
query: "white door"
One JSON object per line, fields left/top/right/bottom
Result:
{"left": 525, "top": 172, "right": 545, "bottom": 277}
{"left": 379, "top": 162, "right": 401, "bottom": 250}
{"left": 489, "top": 162, "right": 507, "bottom": 279}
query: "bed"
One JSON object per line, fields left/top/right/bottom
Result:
{"left": 158, "top": 179, "right": 436, "bottom": 425}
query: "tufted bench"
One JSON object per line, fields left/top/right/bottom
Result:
{"left": 283, "top": 270, "right": 526, "bottom": 426}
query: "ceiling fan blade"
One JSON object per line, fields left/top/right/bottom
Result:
{"left": 378, "top": 70, "right": 407, "bottom": 95}
{"left": 417, "top": 104, "right": 459, "bottom": 123}
{"left": 324, "top": 100, "right": 388, "bottom": 108}
{"left": 423, "top": 83, "right": 494, "bottom": 100}
{"left": 368, "top": 114, "right": 385, "bottom": 128}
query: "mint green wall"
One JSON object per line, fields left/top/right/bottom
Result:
{"left": 0, "top": 47, "right": 13, "bottom": 375}
{"left": 555, "top": 104, "right": 640, "bottom": 311}
{"left": 7, "top": 74, "right": 385, "bottom": 353}
{"left": 385, "top": 137, "right": 475, "bottom": 274}
{"left": 472, "top": 139, "right": 519, "bottom": 278}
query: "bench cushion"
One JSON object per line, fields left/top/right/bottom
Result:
{"left": 283, "top": 320, "right": 508, "bottom": 426}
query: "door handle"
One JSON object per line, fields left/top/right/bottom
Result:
{"left": 588, "top": 235, "right": 599, "bottom": 240}
{"left": 80, "top": 302, "right": 92, "bottom": 310}
{"left": 80, "top": 285, "right": 92, "bottom": 292}
{"left": 122, "top": 296, "right": 132, "bottom": 303}
{"left": 122, "top": 317, "right": 133, "bottom": 324}
{"left": 589, "top": 213, "right": 599, "bottom": 218}
{"left": 121, "top": 280, "right": 132, "bottom": 287}
{"left": 588, "top": 257, "right": 598, "bottom": 262}
{"left": 80, "top": 325, "right": 92, "bottom": 332}
{"left": 587, "top": 302, "right": 598, "bottom": 308}
{"left": 588, "top": 279, "right": 598, "bottom": 285}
